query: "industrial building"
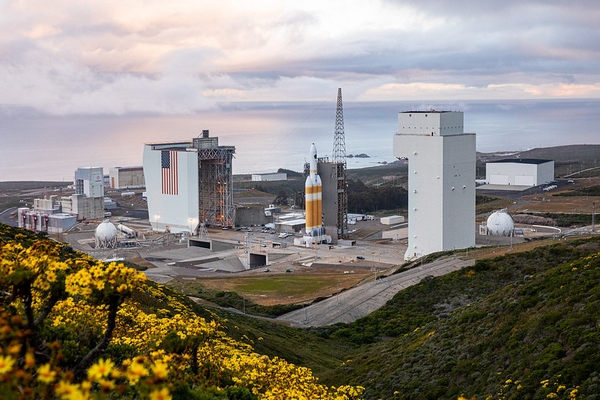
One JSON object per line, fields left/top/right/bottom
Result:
{"left": 60, "top": 167, "right": 106, "bottom": 220}
{"left": 486, "top": 158, "right": 554, "bottom": 187}
{"left": 393, "top": 111, "right": 476, "bottom": 261}
{"left": 18, "top": 195, "right": 77, "bottom": 234}
{"left": 109, "top": 166, "right": 145, "bottom": 189}
{"left": 251, "top": 172, "right": 287, "bottom": 182}
{"left": 17, "top": 167, "right": 106, "bottom": 232}
{"left": 143, "top": 130, "right": 235, "bottom": 234}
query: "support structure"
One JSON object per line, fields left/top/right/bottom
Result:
{"left": 332, "top": 88, "right": 349, "bottom": 239}
{"left": 193, "top": 131, "right": 236, "bottom": 227}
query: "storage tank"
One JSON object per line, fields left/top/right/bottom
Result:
{"left": 95, "top": 220, "right": 118, "bottom": 248}
{"left": 118, "top": 224, "right": 136, "bottom": 238}
{"left": 486, "top": 209, "right": 514, "bottom": 236}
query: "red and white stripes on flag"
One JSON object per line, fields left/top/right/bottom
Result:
{"left": 161, "top": 150, "right": 179, "bottom": 195}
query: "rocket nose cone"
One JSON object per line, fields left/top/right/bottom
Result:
{"left": 310, "top": 143, "right": 317, "bottom": 159}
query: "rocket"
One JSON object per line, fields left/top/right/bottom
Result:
{"left": 305, "top": 143, "right": 323, "bottom": 236}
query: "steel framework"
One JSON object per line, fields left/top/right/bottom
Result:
{"left": 193, "top": 133, "right": 236, "bottom": 227}
{"left": 332, "top": 88, "right": 348, "bottom": 238}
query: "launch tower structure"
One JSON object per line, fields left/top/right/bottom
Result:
{"left": 193, "top": 130, "right": 236, "bottom": 228}
{"left": 331, "top": 88, "right": 349, "bottom": 239}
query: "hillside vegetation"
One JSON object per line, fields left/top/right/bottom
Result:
{"left": 0, "top": 224, "right": 362, "bottom": 399}
{"left": 320, "top": 237, "right": 600, "bottom": 399}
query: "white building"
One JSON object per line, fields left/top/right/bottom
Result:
{"left": 63, "top": 167, "right": 105, "bottom": 220}
{"left": 109, "top": 166, "right": 145, "bottom": 189}
{"left": 393, "top": 111, "right": 475, "bottom": 261}
{"left": 251, "top": 172, "right": 287, "bottom": 182}
{"left": 486, "top": 159, "right": 554, "bottom": 186}
{"left": 74, "top": 167, "right": 104, "bottom": 198}
{"left": 143, "top": 142, "right": 200, "bottom": 234}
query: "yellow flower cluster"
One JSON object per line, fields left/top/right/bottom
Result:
{"left": 221, "top": 351, "right": 364, "bottom": 399}
{"left": 65, "top": 261, "right": 146, "bottom": 299}
{"left": 0, "top": 232, "right": 363, "bottom": 399}
{"left": 113, "top": 303, "right": 217, "bottom": 349}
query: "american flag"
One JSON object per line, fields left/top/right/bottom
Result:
{"left": 161, "top": 150, "right": 179, "bottom": 195}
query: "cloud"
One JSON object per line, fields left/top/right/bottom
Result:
{"left": 1, "top": 0, "right": 599, "bottom": 114}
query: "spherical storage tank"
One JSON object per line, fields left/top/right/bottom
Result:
{"left": 486, "top": 209, "right": 514, "bottom": 236}
{"left": 95, "top": 220, "right": 118, "bottom": 248}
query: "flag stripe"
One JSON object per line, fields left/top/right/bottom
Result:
{"left": 161, "top": 150, "right": 178, "bottom": 195}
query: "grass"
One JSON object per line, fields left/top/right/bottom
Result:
{"left": 170, "top": 268, "right": 372, "bottom": 307}
{"left": 232, "top": 275, "right": 340, "bottom": 295}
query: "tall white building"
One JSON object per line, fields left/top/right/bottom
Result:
{"left": 143, "top": 142, "right": 200, "bottom": 234}
{"left": 393, "top": 111, "right": 475, "bottom": 261}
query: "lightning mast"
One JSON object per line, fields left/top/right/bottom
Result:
{"left": 332, "top": 88, "right": 348, "bottom": 239}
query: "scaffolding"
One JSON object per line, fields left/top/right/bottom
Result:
{"left": 193, "top": 131, "right": 236, "bottom": 227}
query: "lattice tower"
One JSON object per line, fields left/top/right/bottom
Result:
{"left": 193, "top": 134, "right": 236, "bottom": 227}
{"left": 332, "top": 88, "right": 348, "bottom": 238}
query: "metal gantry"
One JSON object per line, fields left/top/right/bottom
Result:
{"left": 332, "top": 88, "right": 348, "bottom": 239}
{"left": 193, "top": 132, "right": 236, "bottom": 227}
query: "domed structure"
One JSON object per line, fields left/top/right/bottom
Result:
{"left": 95, "top": 220, "right": 118, "bottom": 248}
{"left": 486, "top": 209, "right": 514, "bottom": 236}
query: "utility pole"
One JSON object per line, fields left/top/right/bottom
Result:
{"left": 593, "top": 202, "right": 596, "bottom": 233}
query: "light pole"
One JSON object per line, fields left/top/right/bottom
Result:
{"left": 593, "top": 202, "right": 596, "bottom": 233}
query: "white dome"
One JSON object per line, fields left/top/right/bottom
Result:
{"left": 487, "top": 210, "right": 514, "bottom": 236}
{"left": 95, "top": 220, "right": 117, "bottom": 242}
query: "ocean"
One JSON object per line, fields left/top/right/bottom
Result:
{"left": 1, "top": 98, "right": 599, "bottom": 182}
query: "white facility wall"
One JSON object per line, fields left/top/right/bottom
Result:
{"left": 143, "top": 146, "right": 199, "bottom": 233}
{"left": 537, "top": 161, "right": 555, "bottom": 185}
{"left": 394, "top": 134, "right": 444, "bottom": 260}
{"left": 441, "top": 134, "right": 476, "bottom": 253}
{"left": 489, "top": 174, "right": 509, "bottom": 185}
{"left": 397, "top": 112, "right": 464, "bottom": 136}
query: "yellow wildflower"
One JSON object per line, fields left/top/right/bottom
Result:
{"left": 126, "top": 361, "right": 149, "bottom": 385}
{"left": 87, "top": 359, "right": 115, "bottom": 382}
{"left": 0, "top": 355, "right": 15, "bottom": 374}
{"left": 152, "top": 360, "right": 169, "bottom": 380}
{"left": 150, "top": 387, "right": 172, "bottom": 400}
{"left": 37, "top": 363, "right": 56, "bottom": 384}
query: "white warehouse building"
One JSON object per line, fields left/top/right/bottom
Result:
{"left": 486, "top": 159, "right": 554, "bottom": 187}
{"left": 251, "top": 172, "right": 287, "bottom": 182}
{"left": 393, "top": 111, "right": 476, "bottom": 261}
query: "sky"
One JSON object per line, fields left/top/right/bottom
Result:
{"left": 1, "top": 0, "right": 600, "bottom": 115}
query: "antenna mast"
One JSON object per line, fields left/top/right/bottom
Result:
{"left": 332, "top": 88, "right": 348, "bottom": 239}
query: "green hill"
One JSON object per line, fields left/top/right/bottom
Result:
{"left": 319, "top": 237, "right": 600, "bottom": 399}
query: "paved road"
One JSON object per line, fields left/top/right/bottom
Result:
{"left": 276, "top": 256, "right": 475, "bottom": 327}
{"left": 0, "top": 207, "right": 18, "bottom": 227}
